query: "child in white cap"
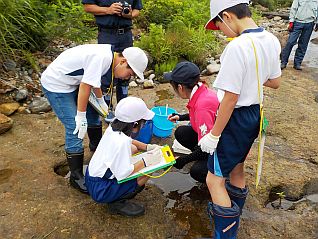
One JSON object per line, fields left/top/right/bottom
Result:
{"left": 200, "top": 1, "right": 281, "bottom": 238}
{"left": 41, "top": 44, "right": 147, "bottom": 194}
{"left": 85, "top": 96, "right": 161, "bottom": 217}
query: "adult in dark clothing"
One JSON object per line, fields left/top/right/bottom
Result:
{"left": 82, "top": 0, "right": 143, "bottom": 104}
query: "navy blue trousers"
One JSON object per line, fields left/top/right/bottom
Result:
{"left": 98, "top": 29, "right": 133, "bottom": 103}
{"left": 281, "top": 21, "right": 315, "bottom": 67}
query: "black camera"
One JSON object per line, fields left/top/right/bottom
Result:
{"left": 120, "top": 1, "right": 131, "bottom": 15}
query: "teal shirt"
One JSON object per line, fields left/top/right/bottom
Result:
{"left": 289, "top": 0, "right": 318, "bottom": 24}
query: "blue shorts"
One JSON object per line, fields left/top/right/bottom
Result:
{"left": 85, "top": 168, "right": 138, "bottom": 203}
{"left": 207, "top": 105, "right": 260, "bottom": 178}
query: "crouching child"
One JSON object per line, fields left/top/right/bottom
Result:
{"left": 85, "top": 97, "right": 161, "bottom": 217}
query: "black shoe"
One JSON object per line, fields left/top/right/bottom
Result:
{"left": 108, "top": 200, "right": 145, "bottom": 217}
{"left": 66, "top": 152, "right": 88, "bottom": 194}
{"left": 293, "top": 65, "right": 302, "bottom": 70}
{"left": 280, "top": 63, "right": 287, "bottom": 69}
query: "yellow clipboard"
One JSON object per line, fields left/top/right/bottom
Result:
{"left": 118, "top": 145, "right": 176, "bottom": 184}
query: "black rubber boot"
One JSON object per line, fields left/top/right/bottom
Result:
{"left": 66, "top": 152, "right": 88, "bottom": 194}
{"left": 87, "top": 125, "right": 103, "bottom": 152}
{"left": 108, "top": 199, "right": 145, "bottom": 217}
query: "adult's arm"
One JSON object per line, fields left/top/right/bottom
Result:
{"left": 289, "top": 0, "right": 299, "bottom": 22}
{"left": 83, "top": 3, "right": 122, "bottom": 16}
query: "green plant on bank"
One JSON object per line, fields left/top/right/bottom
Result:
{"left": 45, "top": 0, "right": 96, "bottom": 43}
{"left": 135, "top": 0, "right": 184, "bottom": 30}
{"left": 0, "top": 0, "right": 46, "bottom": 61}
{"left": 276, "top": 191, "right": 286, "bottom": 208}
{"left": 135, "top": 22, "right": 221, "bottom": 75}
{"left": 0, "top": 0, "right": 95, "bottom": 66}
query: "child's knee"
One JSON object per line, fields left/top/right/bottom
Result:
{"left": 206, "top": 172, "right": 224, "bottom": 188}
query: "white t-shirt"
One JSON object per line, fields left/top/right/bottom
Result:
{"left": 88, "top": 126, "right": 134, "bottom": 181}
{"left": 41, "top": 44, "right": 113, "bottom": 93}
{"left": 214, "top": 29, "right": 281, "bottom": 107}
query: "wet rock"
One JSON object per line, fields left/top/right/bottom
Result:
{"left": 14, "top": 89, "right": 29, "bottom": 102}
{"left": 144, "top": 70, "right": 155, "bottom": 78}
{"left": 214, "top": 54, "right": 221, "bottom": 60}
{"left": 206, "top": 63, "right": 221, "bottom": 75}
{"left": 22, "top": 75, "right": 33, "bottom": 83}
{"left": 38, "top": 58, "right": 52, "bottom": 68}
{"left": 3, "top": 59, "right": 17, "bottom": 71}
{"left": 0, "top": 113, "right": 13, "bottom": 134}
{"left": 311, "top": 37, "right": 318, "bottom": 45}
{"left": 148, "top": 74, "right": 156, "bottom": 81}
{"left": 136, "top": 78, "right": 146, "bottom": 84}
{"left": 273, "top": 16, "right": 282, "bottom": 21}
{"left": 129, "top": 81, "right": 138, "bottom": 88}
{"left": 201, "top": 69, "right": 208, "bottom": 76}
{"left": 0, "top": 103, "right": 20, "bottom": 116}
{"left": 143, "top": 80, "right": 154, "bottom": 89}
{"left": 28, "top": 97, "right": 51, "bottom": 114}
{"left": 0, "top": 80, "right": 16, "bottom": 94}
{"left": 17, "top": 106, "right": 31, "bottom": 114}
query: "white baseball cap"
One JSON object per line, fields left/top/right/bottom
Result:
{"left": 205, "top": 0, "right": 250, "bottom": 30}
{"left": 122, "top": 47, "right": 148, "bottom": 81}
{"left": 115, "top": 96, "right": 154, "bottom": 123}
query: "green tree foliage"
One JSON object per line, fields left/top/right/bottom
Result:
{"left": 45, "top": 0, "right": 96, "bottom": 43}
{"left": 0, "top": 0, "right": 95, "bottom": 63}
{"left": 135, "top": 0, "right": 210, "bottom": 30}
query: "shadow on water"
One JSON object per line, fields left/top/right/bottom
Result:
{"left": 151, "top": 172, "right": 212, "bottom": 238}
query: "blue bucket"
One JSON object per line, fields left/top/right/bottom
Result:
{"left": 133, "top": 120, "right": 153, "bottom": 144}
{"left": 151, "top": 106, "right": 177, "bottom": 138}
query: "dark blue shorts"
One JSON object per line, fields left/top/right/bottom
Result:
{"left": 85, "top": 168, "right": 138, "bottom": 203}
{"left": 207, "top": 105, "right": 260, "bottom": 178}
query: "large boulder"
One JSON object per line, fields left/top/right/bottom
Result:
{"left": 0, "top": 103, "right": 20, "bottom": 116}
{"left": 28, "top": 97, "right": 51, "bottom": 114}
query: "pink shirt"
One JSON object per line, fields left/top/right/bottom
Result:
{"left": 187, "top": 85, "right": 219, "bottom": 141}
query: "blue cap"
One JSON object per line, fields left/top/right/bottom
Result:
{"left": 164, "top": 61, "right": 200, "bottom": 84}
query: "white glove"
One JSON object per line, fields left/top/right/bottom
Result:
{"left": 97, "top": 97, "right": 109, "bottom": 115}
{"left": 198, "top": 132, "right": 220, "bottom": 154}
{"left": 73, "top": 111, "right": 87, "bottom": 139}
{"left": 142, "top": 149, "right": 162, "bottom": 167}
{"left": 146, "top": 144, "right": 161, "bottom": 151}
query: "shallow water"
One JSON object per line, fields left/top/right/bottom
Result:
{"left": 151, "top": 172, "right": 212, "bottom": 238}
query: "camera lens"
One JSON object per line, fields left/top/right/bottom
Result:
{"left": 123, "top": 7, "right": 130, "bottom": 14}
